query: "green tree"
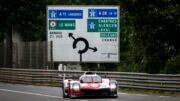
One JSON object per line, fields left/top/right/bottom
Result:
{"left": 121, "top": 0, "right": 180, "bottom": 73}
{"left": 0, "top": 0, "right": 56, "bottom": 67}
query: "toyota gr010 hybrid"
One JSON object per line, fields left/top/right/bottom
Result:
{"left": 62, "top": 72, "right": 118, "bottom": 98}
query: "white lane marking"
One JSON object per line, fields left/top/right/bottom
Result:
{"left": 159, "top": 96, "right": 170, "bottom": 98}
{"left": 79, "top": 100, "right": 88, "bottom": 101}
{"left": 0, "top": 88, "right": 62, "bottom": 99}
{"left": 118, "top": 92, "right": 128, "bottom": 95}
{"left": 119, "top": 92, "right": 149, "bottom": 97}
{"left": 136, "top": 94, "right": 148, "bottom": 97}
{"left": 118, "top": 92, "right": 170, "bottom": 98}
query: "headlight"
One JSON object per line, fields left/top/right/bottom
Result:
{"left": 73, "top": 83, "right": 80, "bottom": 92}
{"left": 110, "top": 83, "right": 116, "bottom": 90}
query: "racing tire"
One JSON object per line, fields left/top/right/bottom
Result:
{"left": 112, "top": 94, "right": 118, "bottom": 98}
{"left": 62, "top": 90, "right": 67, "bottom": 98}
{"left": 68, "top": 91, "right": 76, "bottom": 99}
{"left": 112, "top": 96, "right": 118, "bottom": 98}
{"left": 109, "top": 93, "right": 118, "bottom": 98}
{"left": 69, "top": 93, "right": 75, "bottom": 99}
{"left": 62, "top": 84, "right": 68, "bottom": 98}
{"left": 112, "top": 90, "right": 118, "bottom": 98}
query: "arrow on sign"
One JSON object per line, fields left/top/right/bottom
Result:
{"left": 69, "top": 33, "right": 75, "bottom": 40}
{"left": 89, "top": 47, "right": 97, "bottom": 52}
{"left": 69, "top": 33, "right": 98, "bottom": 62}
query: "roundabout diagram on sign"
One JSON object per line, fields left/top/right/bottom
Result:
{"left": 69, "top": 33, "right": 97, "bottom": 62}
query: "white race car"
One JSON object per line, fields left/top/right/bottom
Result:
{"left": 62, "top": 72, "right": 118, "bottom": 98}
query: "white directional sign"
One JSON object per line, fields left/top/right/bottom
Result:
{"left": 47, "top": 6, "right": 120, "bottom": 62}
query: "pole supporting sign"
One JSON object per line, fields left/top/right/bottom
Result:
{"left": 47, "top": 6, "right": 120, "bottom": 63}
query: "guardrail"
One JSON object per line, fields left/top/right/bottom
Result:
{"left": 0, "top": 68, "right": 180, "bottom": 91}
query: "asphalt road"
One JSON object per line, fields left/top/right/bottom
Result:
{"left": 0, "top": 82, "right": 179, "bottom": 101}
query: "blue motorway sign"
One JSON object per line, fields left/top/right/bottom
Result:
{"left": 48, "top": 10, "right": 83, "bottom": 19}
{"left": 88, "top": 9, "right": 117, "bottom": 18}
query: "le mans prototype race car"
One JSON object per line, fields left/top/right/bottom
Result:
{"left": 62, "top": 72, "right": 118, "bottom": 98}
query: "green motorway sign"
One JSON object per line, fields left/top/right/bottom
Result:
{"left": 87, "top": 19, "right": 118, "bottom": 32}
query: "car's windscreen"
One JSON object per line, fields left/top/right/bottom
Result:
{"left": 92, "top": 76, "right": 101, "bottom": 83}
{"left": 81, "top": 76, "right": 92, "bottom": 83}
{"left": 80, "top": 76, "right": 101, "bottom": 83}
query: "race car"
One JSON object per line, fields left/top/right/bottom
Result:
{"left": 62, "top": 72, "right": 118, "bottom": 98}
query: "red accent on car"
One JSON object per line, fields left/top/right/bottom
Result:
{"left": 69, "top": 88, "right": 82, "bottom": 96}
{"left": 81, "top": 83, "right": 101, "bottom": 89}
{"left": 68, "top": 80, "right": 72, "bottom": 82}
{"left": 65, "top": 87, "right": 69, "bottom": 90}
